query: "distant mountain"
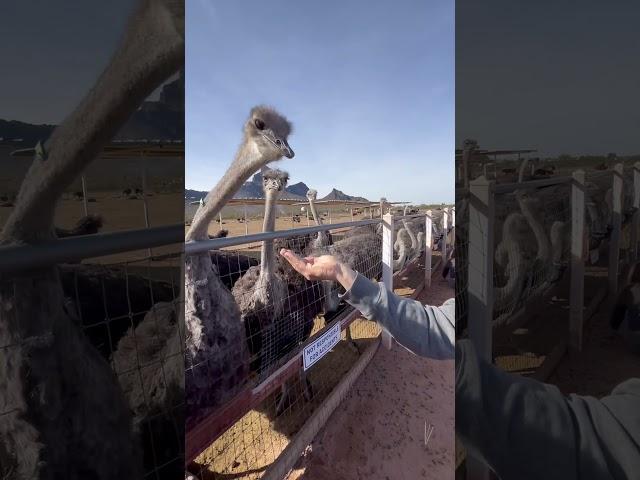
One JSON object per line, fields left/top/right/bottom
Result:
{"left": 237, "top": 172, "right": 306, "bottom": 200}
{"left": 0, "top": 120, "right": 55, "bottom": 145}
{"left": 0, "top": 73, "right": 184, "bottom": 145}
{"left": 320, "top": 188, "right": 369, "bottom": 203}
{"left": 185, "top": 180, "right": 368, "bottom": 205}
{"left": 287, "top": 181, "right": 310, "bottom": 197}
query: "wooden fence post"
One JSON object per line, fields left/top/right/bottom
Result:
{"left": 381, "top": 212, "right": 395, "bottom": 349}
{"left": 466, "top": 176, "right": 494, "bottom": 480}
{"left": 570, "top": 170, "right": 586, "bottom": 353}
{"left": 442, "top": 207, "right": 449, "bottom": 262}
{"left": 425, "top": 211, "right": 433, "bottom": 288}
{"left": 244, "top": 203, "right": 249, "bottom": 235}
{"left": 463, "top": 141, "right": 472, "bottom": 190}
{"left": 609, "top": 163, "right": 623, "bottom": 294}
{"left": 632, "top": 162, "right": 640, "bottom": 261}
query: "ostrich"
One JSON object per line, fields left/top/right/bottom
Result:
{"left": 184, "top": 105, "right": 294, "bottom": 427}
{"left": 231, "top": 169, "right": 290, "bottom": 373}
{"left": 518, "top": 190, "right": 567, "bottom": 293}
{"left": 54, "top": 213, "right": 104, "bottom": 238}
{"left": 210, "top": 249, "right": 259, "bottom": 290}
{"left": 442, "top": 246, "right": 455, "bottom": 288}
{"left": 112, "top": 301, "right": 184, "bottom": 476}
{"left": 210, "top": 229, "right": 228, "bottom": 239}
{"left": 306, "top": 189, "right": 333, "bottom": 250}
{"left": 393, "top": 228, "right": 410, "bottom": 271}
{"left": 493, "top": 212, "right": 529, "bottom": 324}
{"left": 416, "top": 231, "right": 425, "bottom": 256}
{"left": 548, "top": 220, "right": 567, "bottom": 283}
{"left": 308, "top": 230, "right": 382, "bottom": 355}
{"left": 305, "top": 188, "right": 337, "bottom": 312}
{"left": 0, "top": 1, "right": 183, "bottom": 478}
{"left": 402, "top": 218, "right": 419, "bottom": 259}
{"left": 232, "top": 172, "right": 321, "bottom": 415}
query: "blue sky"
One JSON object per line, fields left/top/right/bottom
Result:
{"left": 186, "top": 0, "right": 454, "bottom": 204}
{"left": 457, "top": 0, "right": 640, "bottom": 157}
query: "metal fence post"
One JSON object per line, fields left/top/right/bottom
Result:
{"left": 632, "top": 162, "right": 640, "bottom": 261}
{"left": 140, "top": 162, "right": 152, "bottom": 258}
{"left": 570, "top": 170, "right": 586, "bottom": 353}
{"left": 466, "top": 175, "right": 494, "bottom": 480}
{"left": 80, "top": 175, "right": 89, "bottom": 216}
{"left": 381, "top": 212, "right": 395, "bottom": 349}
{"left": 609, "top": 163, "right": 623, "bottom": 294}
{"left": 425, "top": 211, "right": 433, "bottom": 288}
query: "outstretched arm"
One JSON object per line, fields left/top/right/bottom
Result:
{"left": 279, "top": 249, "right": 455, "bottom": 359}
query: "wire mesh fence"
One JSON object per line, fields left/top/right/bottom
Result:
{"left": 0, "top": 240, "right": 184, "bottom": 480}
{"left": 185, "top": 215, "right": 435, "bottom": 479}
{"left": 454, "top": 195, "right": 468, "bottom": 336}
{"left": 492, "top": 183, "right": 572, "bottom": 326}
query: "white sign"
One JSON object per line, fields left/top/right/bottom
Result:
{"left": 303, "top": 322, "right": 341, "bottom": 371}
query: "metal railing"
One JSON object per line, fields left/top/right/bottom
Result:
{"left": 184, "top": 211, "right": 446, "bottom": 478}
{"left": 0, "top": 224, "right": 183, "bottom": 274}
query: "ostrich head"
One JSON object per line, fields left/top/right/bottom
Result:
{"left": 262, "top": 168, "right": 289, "bottom": 194}
{"left": 306, "top": 189, "right": 318, "bottom": 201}
{"left": 185, "top": 106, "right": 293, "bottom": 241}
{"left": 245, "top": 105, "right": 294, "bottom": 162}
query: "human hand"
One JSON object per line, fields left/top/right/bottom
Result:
{"left": 279, "top": 249, "right": 357, "bottom": 291}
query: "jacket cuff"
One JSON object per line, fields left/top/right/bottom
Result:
{"left": 339, "top": 272, "right": 382, "bottom": 319}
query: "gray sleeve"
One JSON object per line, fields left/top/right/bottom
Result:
{"left": 455, "top": 339, "right": 640, "bottom": 479}
{"left": 339, "top": 272, "right": 455, "bottom": 359}
{"left": 455, "top": 339, "right": 578, "bottom": 478}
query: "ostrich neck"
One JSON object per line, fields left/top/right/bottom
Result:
{"left": 260, "top": 188, "right": 279, "bottom": 277}
{"left": 517, "top": 196, "right": 550, "bottom": 261}
{"left": 186, "top": 143, "right": 263, "bottom": 241}
{"left": 496, "top": 213, "right": 526, "bottom": 299}
{"left": 308, "top": 198, "right": 322, "bottom": 226}
{"left": 1, "top": 2, "right": 183, "bottom": 244}
{"left": 403, "top": 220, "right": 418, "bottom": 249}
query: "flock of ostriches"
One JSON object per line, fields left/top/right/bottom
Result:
{"left": 456, "top": 157, "right": 639, "bottom": 331}
{"left": 184, "top": 105, "right": 387, "bottom": 426}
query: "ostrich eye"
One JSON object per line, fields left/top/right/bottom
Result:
{"left": 254, "top": 119, "right": 265, "bottom": 130}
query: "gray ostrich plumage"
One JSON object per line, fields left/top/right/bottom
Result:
{"left": 184, "top": 106, "right": 294, "bottom": 427}
{"left": 0, "top": 1, "right": 184, "bottom": 477}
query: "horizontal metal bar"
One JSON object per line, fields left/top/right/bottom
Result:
{"left": 393, "top": 213, "right": 429, "bottom": 220}
{"left": 493, "top": 176, "right": 573, "bottom": 194}
{"left": 0, "top": 224, "right": 183, "bottom": 274}
{"left": 185, "top": 218, "right": 381, "bottom": 254}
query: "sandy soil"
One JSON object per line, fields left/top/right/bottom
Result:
{"left": 286, "top": 267, "right": 454, "bottom": 480}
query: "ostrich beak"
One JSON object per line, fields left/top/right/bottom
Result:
{"left": 262, "top": 132, "right": 294, "bottom": 158}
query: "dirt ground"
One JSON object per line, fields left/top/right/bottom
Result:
{"left": 189, "top": 212, "right": 367, "bottom": 238}
{"left": 548, "top": 290, "right": 640, "bottom": 397}
{"left": 190, "top": 256, "right": 453, "bottom": 480}
{"left": 285, "top": 266, "right": 454, "bottom": 480}
{"left": 0, "top": 191, "right": 183, "bottom": 266}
